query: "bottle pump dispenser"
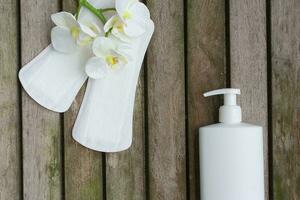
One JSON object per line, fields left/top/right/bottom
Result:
{"left": 203, "top": 88, "right": 241, "bottom": 123}
{"left": 199, "top": 88, "right": 265, "bottom": 200}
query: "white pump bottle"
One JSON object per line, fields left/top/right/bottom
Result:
{"left": 199, "top": 88, "right": 265, "bottom": 200}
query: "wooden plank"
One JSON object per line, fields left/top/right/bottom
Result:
{"left": 20, "top": 0, "right": 63, "bottom": 199}
{"left": 64, "top": 93, "right": 104, "bottom": 200}
{"left": 271, "top": 0, "right": 300, "bottom": 199}
{"left": 186, "top": 0, "right": 226, "bottom": 199}
{"left": 106, "top": 70, "right": 146, "bottom": 200}
{"left": 62, "top": 1, "right": 104, "bottom": 200}
{"left": 229, "top": 0, "right": 268, "bottom": 199}
{"left": 0, "top": 0, "right": 21, "bottom": 199}
{"left": 146, "top": 0, "right": 186, "bottom": 199}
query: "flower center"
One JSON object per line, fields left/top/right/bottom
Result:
{"left": 122, "top": 10, "right": 133, "bottom": 20}
{"left": 78, "top": 36, "right": 93, "bottom": 46}
{"left": 70, "top": 27, "right": 80, "bottom": 39}
{"left": 116, "top": 24, "right": 124, "bottom": 32}
{"left": 112, "top": 19, "right": 125, "bottom": 33}
{"left": 106, "top": 55, "right": 118, "bottom": 66}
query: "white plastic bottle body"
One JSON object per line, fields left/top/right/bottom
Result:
{"left": 199, "top": 123, "right": 265, "bottom": 200}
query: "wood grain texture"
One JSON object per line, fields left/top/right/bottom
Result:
{"left": 146, "top": 0, "right": 186, "bottom": 199}
{"left": 106, "top": 70, "right": 146, "bottom": 200}
{"left": 64, "top": 99, "right": 104, "bottom": 200}
{"left": 62, "top": 0, "right": 104, "bottom": 200}
{"left": 271, "top": 0, "right": 300, "bottom": 199}
{"left": 229, "top": 0, "right": 268, "bottom": 199}
{"left": 20, "top": 0, "right": 63, "bottom": 199}
{"left": 187, "top": 0, "right": 226, "bottom": 199}
{"left": 63, "top": 87, "right": 104, "bottom": 200}
{"left": 0, "top": 0, "right": 21, "bottom": 199}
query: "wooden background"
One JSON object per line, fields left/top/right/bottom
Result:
{"left": 0, "top": 0, "right": 299, "bottom": 199}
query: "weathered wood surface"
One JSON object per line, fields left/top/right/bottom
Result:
{"left": 62, "top": 0, "right": 104, "bottom": 199}
{"left": 20, "top": 0, "right": 63, "bottom": 199}
{"left": 146, "top": 0, "right": 186, "bottom": 199}
{"left": 229, "top": 0, "right": 269, "bottom": 199}
{"left": 271, "top": 0, "right": 300, "bottom": 199}
{"left": 64, "top": 100, "right": 104, "bottom": 200}
{"left": 187, "top": 0, "right": 226, "bottom": 199}
{"left": 106, "top": 71, "right": 146, "bottom": 200}
{"left": 2, "top": 0, "right": 300, "bottom": 199}
{"left": 0, "top": 0, "right": 21, "bottom": 199}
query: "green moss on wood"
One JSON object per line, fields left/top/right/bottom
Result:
{"left": 274, "top": 175, "right": 284, "bottom": 200}
{"left": 79, "top": 178, "right": 101, "bottom": 200}
{"left": 48, "top": 133, "right": 61, "bottom": 200}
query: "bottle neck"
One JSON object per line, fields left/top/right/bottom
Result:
{"left": 219, "top": 105, "right": 242, "bottom": 123}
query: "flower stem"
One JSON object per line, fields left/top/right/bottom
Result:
{"left": 75, "top": 4, "right": 81, "bottom": 19}
{"left": 79, "top": 0, "right": 107, "bottom": 24}
{"left": 105, "top": 27, "right": 113, "bottom": 37}
{"left": 99, "top": 8, "right": 116, "bottom": 13}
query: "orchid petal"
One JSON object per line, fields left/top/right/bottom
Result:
{"left": 105, "top": 16, "right": 131, "bottom": 42}
{"left": 116, "top": 53, "right": 128, "bottom": 66}
{"left": 90, "top": 22, "right": 102, "bottom": 35}
{"left": 116, "top": 0, "right": 138, "bottom": 21}
{"left": 123, "top": 20, "right": 145, "bottom": 37}
{"left": 104, "top": 15, "right": 118, "bottom": 32}
{"left": 129, "top": 2, "right": 150, "bottom": 21}
{"left": 51, "top": 26, "right": 77, "bottom": 53}
{"left": 77, "top": 32, "right": 93, "bottom": 46}
{"left": 85, "top": 57, "right": 108, "bottom": 79}
{"left": 116, "top": 44, "right": 133, "bottom": 61}
{"left": 92, "top": 37, "right": 116, "bottom": 57}
{"left": 79, "top": 22, "right": 101, "bottom": 38}
{"left": 116, "top": 0, "right": 129, "bottom": 17}
{"left": 79, "top": 23, "right": 98, "bottom": 38}
{"left": 111, "top": 29, "right": 131, "bottom": 42}
{"left": 105, "top": 53, "right": 127, "bottom": 70}
{"left": 78, "top": 7, "right": 104, "bottom": 31}
{"left": 51, "top": 11, "right": 78, "bottom": 28}
{"left": 112, "top": 51, "right": 128, "bottom": 64}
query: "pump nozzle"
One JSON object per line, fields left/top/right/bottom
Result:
{"left": 203, "top": 88, "right": 242, "bottom": 123}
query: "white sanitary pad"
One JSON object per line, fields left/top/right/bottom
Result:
{"left": 19, "top": 0, "right": 154, "bottom": 152}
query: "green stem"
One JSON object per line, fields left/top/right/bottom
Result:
{"left": 99, "top": 8, "right": 116, "bottom": 13}
{"left": 79, "top": 0, "right": 107, "bottom": 24}
{"left": 75, "top": 4, "right": 81, "bottom": 19}
{"left": 105, "top": 27, "right": 113, "bottom": 37}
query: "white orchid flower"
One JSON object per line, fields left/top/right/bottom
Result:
{"left": 85, "top": 37, "right": 130, "bottom": 79}
{"left": 116, "top": 0, "right": 150, "bottom": 22}
{"left": 104, "top": 0, "right": 150, "bottom": 40}
{"left": 77, "top": 21, "right": 103, "bottom": 47}
{"left": 104, "top": 15, "right": 131, "bottom": 42}
{"left": 51, "top": 12, "right": 97, "bottom": 53}
{"left": 79, "top": 21, "right": 102, "bottom": 38}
